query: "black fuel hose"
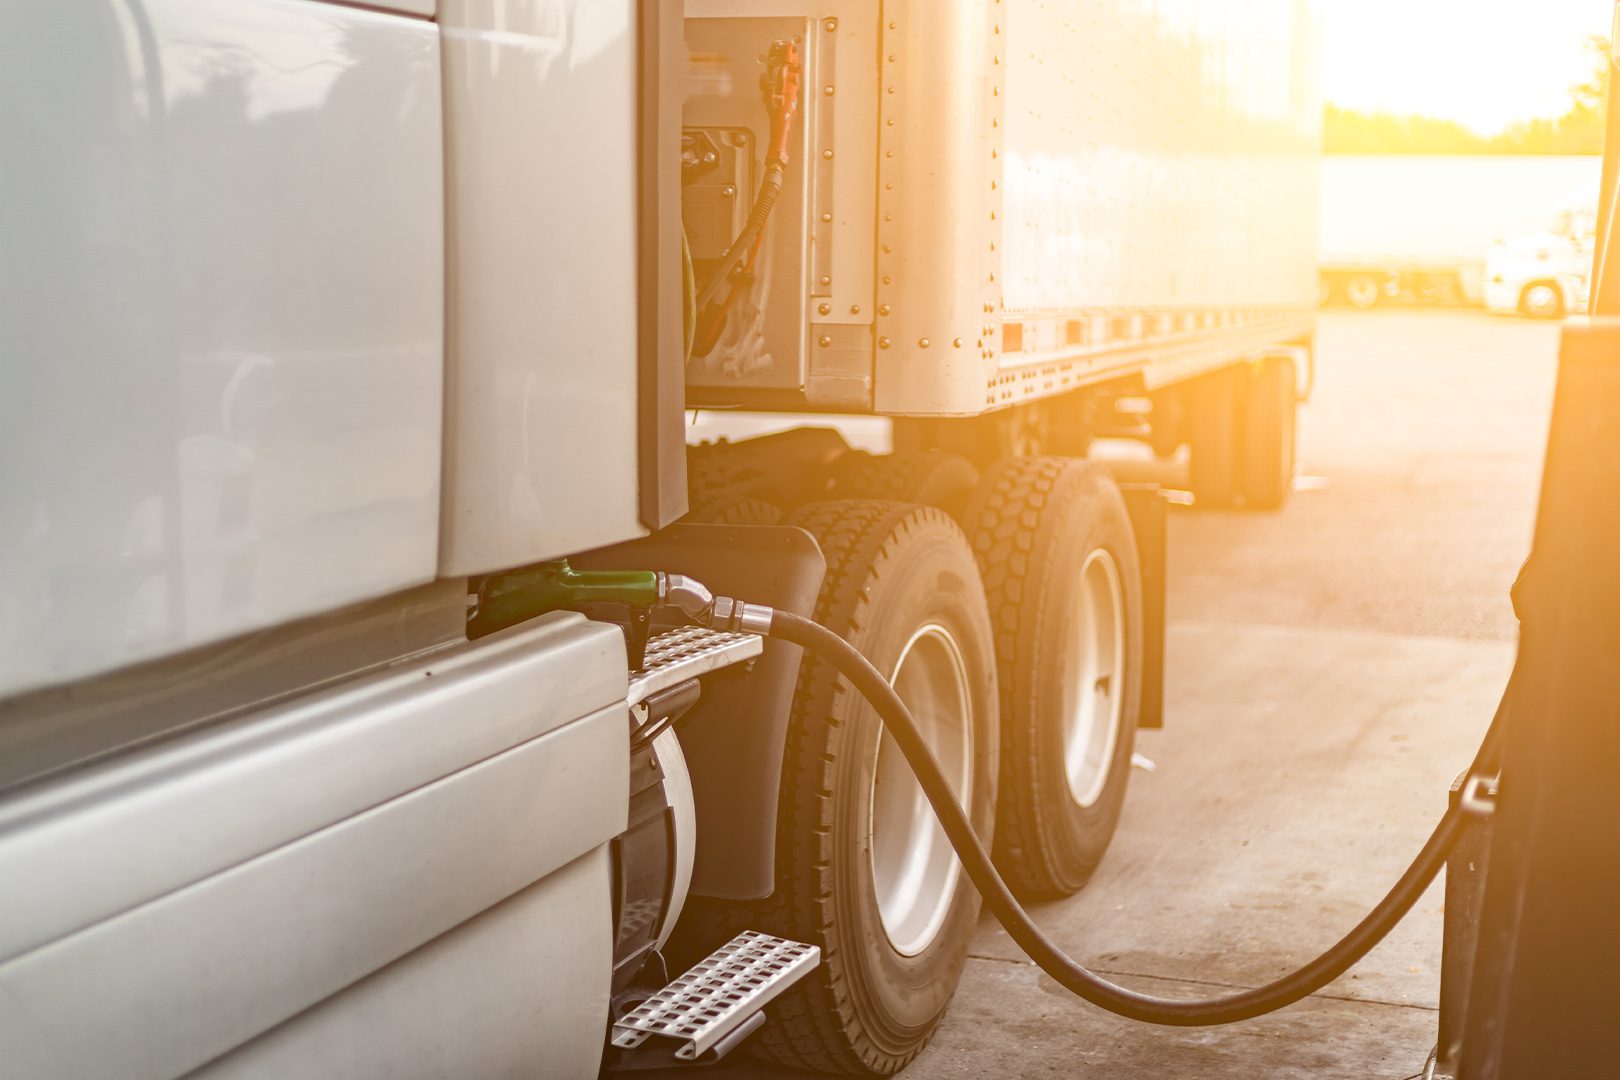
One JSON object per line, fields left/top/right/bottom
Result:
{"left": 766, "top": 607, "right": 1502, "bottom": 1027}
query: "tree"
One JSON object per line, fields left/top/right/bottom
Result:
{"left": 1326, "top": 35, "right": 1610, "bottom": 155}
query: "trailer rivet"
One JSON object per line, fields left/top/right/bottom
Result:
{"left": 722, "top": 184, "right": 736, "bottom": 197}
{"left": 882, "top": 244, "right": 892, "bottom": 254}
{"left": 824, "top": 17, "right": 837, "bottom": 31}
{"left": 879, "top": 336, "right": 893, "bottom": 349}
{"left": 878, "top": 303, "right": 892, "bottom": 316}
{"left": 819, "top": 335, "right": 833, "bottom": 347}
{"left": 819, "top": 275, "right": 832, "bottom": 286}
{"left": 882, "top": 275, "right": 892, "bottom": 284}
{"left": 822, "top": 148, "right": 834, "bottom": 159}
{"left": 821, "top": 212, "right": 833, "bottom": 222}
{"left": 954, "top": 337, "right": 964, "bottom": 348}
{"left": 824, "top": 85, "right": 835, "bottom": 96}
{"left": 918, "top": 338, "right": 931, "bottom": 348}
{"left": 818, "top": 303, "right": 832, "bottom": 315}
{"left": 850, "top": 304, "right": 861, "bottom": 314}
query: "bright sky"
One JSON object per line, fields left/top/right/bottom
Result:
{"left": 1323, "top": 0, "right": 1614, "bottom": 134}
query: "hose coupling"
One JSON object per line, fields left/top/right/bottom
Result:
{"left": 662, "top": 573, "right": 775, "bottom": 635}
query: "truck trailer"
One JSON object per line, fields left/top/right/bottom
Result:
{"left": 0, "top": 1, "right": 1319, "bottom": 1076}
{"left": 1320, "top": 154, "right": 1602, "bottom": 312}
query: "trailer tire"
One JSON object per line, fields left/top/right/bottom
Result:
{"left": 1184, "top": 366, "right": 1242, "bottom": 508}
{"left": 1239, "top": 355, "right": 1298, "bottom": 511}
{"left": 965, "top": 459, "right": 1143, "bottom": 899}
{"left": 749, "top": 500, "right": 999, "bottom": 1075}
{"left": 826, "top": 450, "right": 981, "bottom": 520}
{"left": 1345, "top": 273, "right": 1381, "bottom": 309}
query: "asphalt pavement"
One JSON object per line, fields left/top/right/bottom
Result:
{"left": 711, "top": 309, "right": 1562, "bottom": 1079}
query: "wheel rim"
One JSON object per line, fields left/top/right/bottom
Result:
{"left": 1525, "top": 284, "right": 1560, "bottom": 317}
{"left": 1346, "top": 276, "right": 1379, "bottom": 308}
{"left": 869, "top": 623, "right": 973, "bottom": 957}
{"left": 1064, "top": 549, "right": 1126, "bottom": 808}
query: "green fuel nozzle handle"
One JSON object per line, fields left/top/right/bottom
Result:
{"left": 477, "top": 561, "right": 662, "bottom": 631}
{"left": 475, "top": 560, "right": 772, "bottom": 642}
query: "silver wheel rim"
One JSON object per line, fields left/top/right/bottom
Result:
{"left": 1064, "top": 549, "right": 1126, "bottom": 809}
{"left": 869, "top": 623, "right": 973, "bottom": 957}
{"left": 1525, "top": 284, "right": 1560, "bottom": 317}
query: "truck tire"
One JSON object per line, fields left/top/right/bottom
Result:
{"left": 1520, "top": 281, "right": 1565, "bottom": 319}
{"left": 1345, "top": 273, "right": 1380, "bottom": 309}
{"left": 685, "top": 495, "right": 784, "bottom": 526}
{"left": 1238, "top": 355, "right": 1298, "bottom": 511}
{"left": 826, "top": 450, "right": 981, "bottom": 520}
{"left": 964, "top": 459, "right": 1143, "bottom": 899}
{"left": 753, "top": 500, "right": 999, "bottom": 1075}
{"left": 1184, "top": 366, "right": 1242, "bottom": 508}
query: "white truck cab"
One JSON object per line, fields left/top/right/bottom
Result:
{"left": 1485, "top": 205, "right": 1598, "bottom": 318}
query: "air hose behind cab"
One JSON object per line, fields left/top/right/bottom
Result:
{"left": 672, "top": 586, "right": 1502, "bottom": 1028}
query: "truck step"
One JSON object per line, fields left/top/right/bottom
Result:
{"left": 610, "top": 931, "right": 819, "bottom": 1063}
{"left": 627, "top": 625, "right": 763, "bottom": 708}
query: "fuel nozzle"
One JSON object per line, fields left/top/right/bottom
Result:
{"left": 474, "top": 561, "right": 664, "bottom": 666}
{"left": 474, "top": 562, "right": 774, "bottom": 669}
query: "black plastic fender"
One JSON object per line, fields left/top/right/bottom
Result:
{"left": 576, "top": 523, "right": 826, "bottom": 900}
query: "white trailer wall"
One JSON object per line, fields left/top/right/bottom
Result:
{"left": 1004, "top": 0, "right": 1321, "bottom": 313}
{"left": 1320, "top": 155, "right": 1604, "bottom": 266}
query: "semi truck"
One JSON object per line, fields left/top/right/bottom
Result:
{"left": 0, "top": 1, "right": 1319, "bottom": 1077}
{"left": 1320, "top": 154, "right": 1602, "bottom": 311}
{"left": 1483, "top": 198, "right": 1599, "bottom": 318}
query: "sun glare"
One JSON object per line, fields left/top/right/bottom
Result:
{"left": 1323, "top": 0, "right": 1612, "bottom": 135}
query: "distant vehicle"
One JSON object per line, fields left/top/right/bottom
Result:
{"left": 1483, "top": 204, "right": 1597, "bottom": 318}
{"left": 1320, "top": 155, "right": 1602, "bottom": 310}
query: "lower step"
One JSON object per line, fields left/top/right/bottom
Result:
{"left": 611, "top": 931, "right": 820, "bottom": 1063}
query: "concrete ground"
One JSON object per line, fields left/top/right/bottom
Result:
{"left": 717, "top": 310, "right": 1562, "bottom": 1079}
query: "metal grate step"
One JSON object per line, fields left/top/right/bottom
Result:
{"left": 626, "top": 625, "right": 762, "bottom": 708}
{"left": 610, "top": 931, "right": 820, "bottom": 1062}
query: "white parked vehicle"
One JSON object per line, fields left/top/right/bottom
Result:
{"left": 1320, "top": 155, "right": 1602, "bottom": 310}
{"left": 1484, "top": 205, "right": 1597, "bottom": 318}
{"left": 0, "top": 1, "right": 1318, "bottom": 1076}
